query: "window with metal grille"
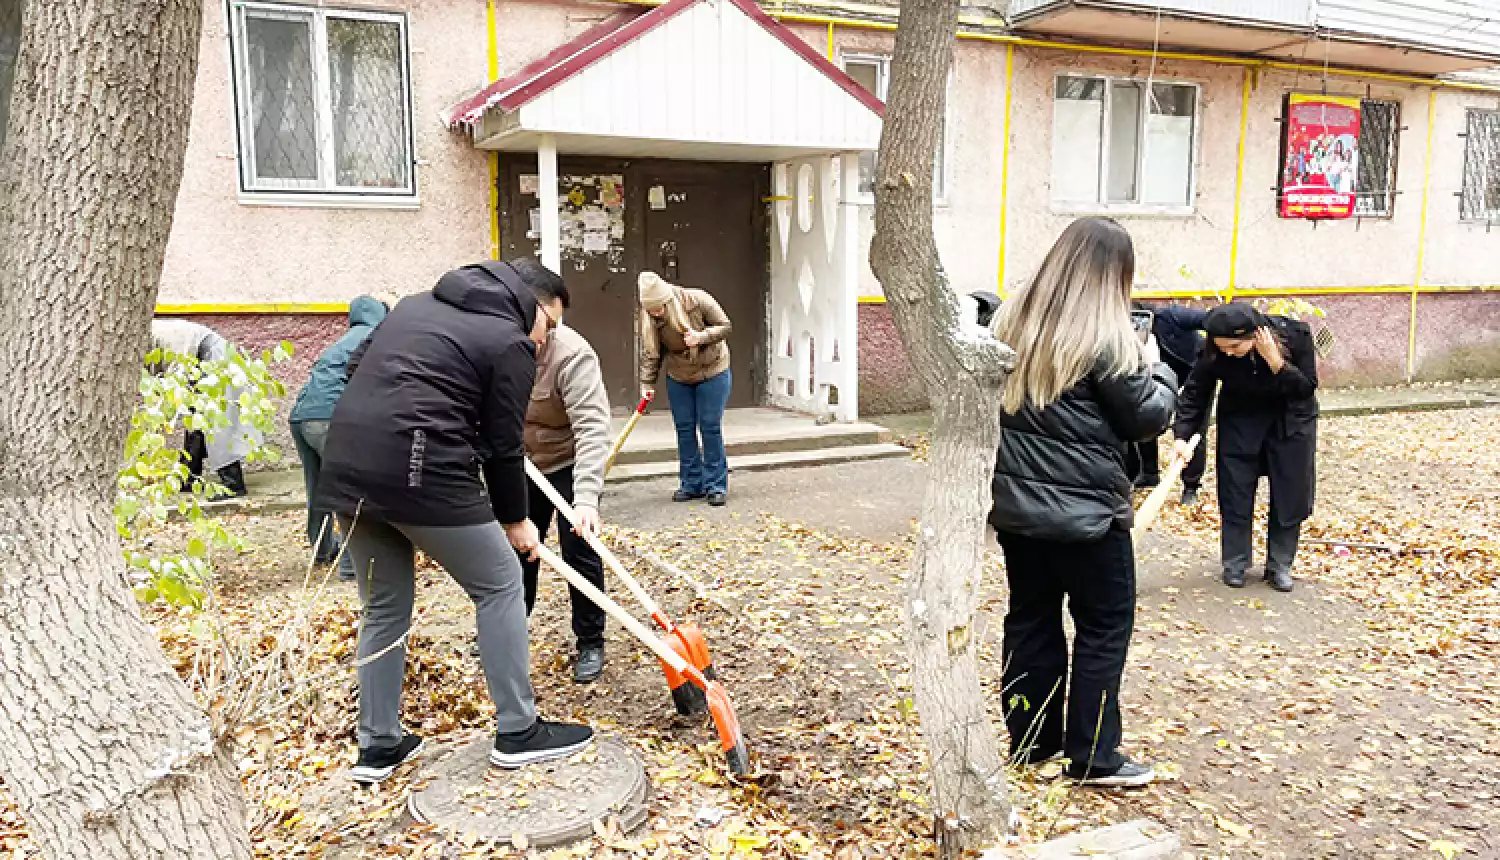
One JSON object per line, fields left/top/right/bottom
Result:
{"left": 0, "top": 0, "right": 20, "bottom": 157}
{"left": 229, "top": 3, "right": 414, "bottom": 197}
{"left": 1354, "top": 99, "right": 1399, "bottom": 217}
{"left": 1461, "top": 109, "right": 1500, "bottom": 222}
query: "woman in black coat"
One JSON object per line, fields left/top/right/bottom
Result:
{"left": 1173, "top": 304, "right": 1318, "bottom": 593}
{"left": 989, "top": 217, "right": 1178, "bottom": 788}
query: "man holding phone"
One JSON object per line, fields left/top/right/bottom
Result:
{"left": 1128, "top": 303, "right": 1210, "bottom": 503}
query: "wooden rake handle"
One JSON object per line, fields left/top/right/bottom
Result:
{"left": 604, "top": 392, "right": 654, "bottom": 475}
{"left": 1131, "top": 434, "right": 1200, "bottom": 543}
{"left": 524, "top": 458, "right": 665, "bottom": 624}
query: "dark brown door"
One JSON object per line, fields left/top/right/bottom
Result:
{"left": 639, "top": 163, "right": 768, "bottom": 408}
{"left": 499, "top": 157, "right": 640, "bottom": 411}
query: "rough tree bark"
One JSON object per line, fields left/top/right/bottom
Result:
{"left": 868, "top": 0, "right": 1016, "bottom": 854}
{"left": 0, "top": 1, "right": 252, "bottom": 857}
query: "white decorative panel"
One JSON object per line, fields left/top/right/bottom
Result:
{"left": 768, "top": 154, "right": 861, "bottom": 421}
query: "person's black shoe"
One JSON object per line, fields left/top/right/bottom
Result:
{"left": 672, "top": 490, "right": 704, "bottom": 503}
{"left": 491, "top": 719, "right": 594, "bottom": 769}
{"left": 574, "top": 646, "right": 605, "bottom": 684}
{"left": 1066, "top": 757, "right": 1155, "bottom": 788}
{"left": 1180, "top": 486, "right": 1200, "bottom": 507}
{"left": 1222, "top": 568, "right": 1247, "bottom": 588}
{"left": 349, "top": 733, "right": 424, "bottom": 785}
{"left": 707, "top": 492, "right": 727, "bottom": 507}
{"left": 1266, "top": 569, "right": 1294, "bottom": 593}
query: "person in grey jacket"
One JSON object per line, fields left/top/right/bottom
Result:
{"left": 988, "top": 218, "right": 1177, "bottom": 789}
{"left": 289, "top": 295, "right": 390, "bottom": 579}
{"left": 510, "top": 321, "right": 613, "bottom": 683}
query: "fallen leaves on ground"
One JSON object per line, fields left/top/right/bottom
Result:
{"left": 2, "top": 408, "right": 1498, "bottom": 858}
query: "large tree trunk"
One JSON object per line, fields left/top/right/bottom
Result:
{"left": 0, "top": 2, "right": 252, "bottom": 858}
{"left": 868, "top": 0, "right": 1015, "bottom": 854}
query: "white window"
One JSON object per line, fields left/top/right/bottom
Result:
{"left": 1461, "top": 109, "right": 1500, "bottom": 222}
{"left": 1050, "top": 74, "right": 1199, "bottom": 211}
{"left": 842, "top": 54, "right": 948, "bottom": 202}
{"left": 1355, "top": 99, "right": 1399, "bottom": 218}
{"left": 230, "top": 3, "right": 415, "bottom": 199}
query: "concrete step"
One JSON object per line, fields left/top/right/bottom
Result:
{"left": 609, "top": 442, "right": 912, "bottom": 482}
{"left": 612, "top": 419, "right": 891, "bottom": 466}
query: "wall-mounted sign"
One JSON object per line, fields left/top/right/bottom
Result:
{"left": 1279, "top": 93, "right": 1362, "bottom": 219}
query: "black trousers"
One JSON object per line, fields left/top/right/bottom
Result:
{"left": 183, "top": 430, "right": 247, "bottom": 495}
{"left": 520, "top": 465, "right": 606, "bottom": 650}
{"left": 997, "top": 526, "right": 1135, "bottom": 776}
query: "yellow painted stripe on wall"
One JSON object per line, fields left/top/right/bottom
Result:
{"left": 155, "top": 303, "right": 351, "bottom": 315}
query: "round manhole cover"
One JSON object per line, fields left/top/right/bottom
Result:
{"left": 408, "top": 734, "right": 650, "bottom": 848}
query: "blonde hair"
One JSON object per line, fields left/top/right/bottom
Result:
{"left": 992, "top": 217, "right": 1141, "bottom": 414}
{"left": 640, "top": 285, "right": 695, "bottom": 361}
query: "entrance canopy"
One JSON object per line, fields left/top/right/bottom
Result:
{"left": 442, "top": 0, "right": 884, "bottom": 161}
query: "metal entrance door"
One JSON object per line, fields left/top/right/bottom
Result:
{"left": 500, "top": 158, "right": 640, "bottom": 411}
{"left": 639, "top": 163, "right": 769, "bottom": 408}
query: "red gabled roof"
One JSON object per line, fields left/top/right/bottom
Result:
{"left": 445, "top": 0, "right": 885, "bottom": 128}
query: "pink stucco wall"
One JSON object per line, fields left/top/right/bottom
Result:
{"left": 159, "top": 0, "right": 494, "bottom": 305}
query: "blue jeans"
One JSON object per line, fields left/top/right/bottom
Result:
{"left": 290, "top": 420, "right": 355, "bottom": 578}
{"left": 667, "top": 369, "right": 732, "bottom": 496}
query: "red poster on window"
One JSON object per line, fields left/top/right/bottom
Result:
{"left": 1279, "top": 93, "right": 1362, "bottom": 219}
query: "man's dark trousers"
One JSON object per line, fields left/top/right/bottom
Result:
{"left": 520, "top": 465, "right": 606, "bottom": 650}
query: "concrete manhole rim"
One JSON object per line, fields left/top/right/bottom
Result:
{"left": 407, "top": 734, "right": 651, "bottom": 849}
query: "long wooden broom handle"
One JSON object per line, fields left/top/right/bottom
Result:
{"left": 604, "top": 392, "right": 654, "bottom": 475}
{"left": 1131, "top": 434, "right": 1201, "bottom": 543}
{"left": 526, "top": 459, "right": 664, "bottom": 621}
{"left": 533, "top": 543, "right": 693, "bottom": 677}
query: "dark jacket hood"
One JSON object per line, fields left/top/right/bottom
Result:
{"left": 433, "top": 261, "right": 536, "bottom": 332}
{"left": 348, "top": 295, "right": 388, "bottom": 329}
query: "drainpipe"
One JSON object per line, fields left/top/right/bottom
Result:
{"left": 538, "top": 134, "right": 561, "bottom": 274}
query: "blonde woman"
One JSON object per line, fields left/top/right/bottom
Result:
{"left": 638, "top": 272, "right": 734, "bottom": 506}
{"left": 988, "top": 217, "right": 1178, "bottom": 788}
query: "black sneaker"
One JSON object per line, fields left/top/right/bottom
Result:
{"left": 707, "top": 492, "right": 727, "bottom": 507}
{"left": 672, "top": 490, "right": 704, "bottom": 503}
{"left": 574, "top": 646, "right": 605, "bottom": 684}
{"left": 490, "top": 719, "right": 594, "bottom": 769}
{"left": 1180, "top": 486, "right": 1200, "bottom": 507}
{"left": 1067, "top": 758, "right": 1155, "bottom": 788}
{"left": 349, "top": 733, "right": 424, "bottom": 785}
{"left": 1222, "top": 568, "right": 1246, "bottom": 588}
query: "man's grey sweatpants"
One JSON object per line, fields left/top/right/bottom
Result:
{"left": 339, "top": 516, "right": 537, "bottom": 748}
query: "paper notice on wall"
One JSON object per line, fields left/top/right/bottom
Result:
{"left": 528, "top": 208, "right": 541, "bottom": 239}
{"left": 582, "top": 209, "right": 610, "bottom": 231}
{"left": 582, "top": 230, "right": 610, "bottom": 253}
{"left": 600, "top": 176, "right": 624, "bottom": 208}
{"left": 648, "top": 185, "right": 666, "bottom": 210}
{"left": 520, "top": 174, "right": 539, "bottom": 195}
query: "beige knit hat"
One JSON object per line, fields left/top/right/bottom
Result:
{"left": 638, "top": 272, "right": 674, "bottom": 310}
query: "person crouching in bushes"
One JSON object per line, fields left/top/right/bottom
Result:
{"left": 988, "top": 216, "right": 1178, "bottom": 788}
{"left": 1173, "top": 303, "right": 1318, "bottom": 593}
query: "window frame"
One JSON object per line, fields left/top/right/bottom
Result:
{"left": 1048, "top": 72, "right": 1202, "bottom": 217}
{"left": 839, "top": 52, "right": 952, "bottom": 206}
{"left": 1353, "top": 97, "right": 1400, "bottom": 219}
{"left": 1460, "top": 107, "right": 1500, "bottom": 224}
{"left": 227, "top": 0, "right": 418, "bottom": 205}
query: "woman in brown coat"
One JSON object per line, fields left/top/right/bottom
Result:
{"left": 638, "top": 272, "right": 733, "bottom": 506}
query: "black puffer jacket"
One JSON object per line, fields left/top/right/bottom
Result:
{"left": 990, "top": 359, "right": 1178, "bottom": 542}
{"left": 316, "top": 262, "right": 538, "bottom": 527}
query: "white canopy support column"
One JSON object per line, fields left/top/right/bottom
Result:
{"left": 837, "top": 151, "right": 862, "bottom": 422}
{"left": 538, "top": 134, "right": 561, "bottom": 274}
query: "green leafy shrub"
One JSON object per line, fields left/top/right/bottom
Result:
{"left": 117, "top": 342, "right": 293, "bottom": 607}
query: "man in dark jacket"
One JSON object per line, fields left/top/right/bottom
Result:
{"left": 317, "top": 258, "right": 594, "bottom": 785}
{"left": 289, "top": 295, "right": 389, "bottom": 579}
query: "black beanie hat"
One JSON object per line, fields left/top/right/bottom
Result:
{"left": 1204, "top": 303, "right": 1268, "bottom": 339}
